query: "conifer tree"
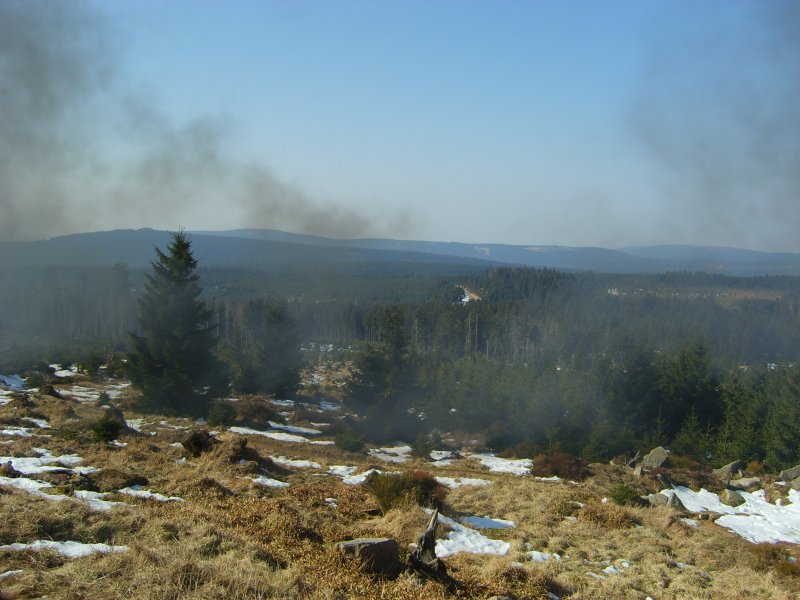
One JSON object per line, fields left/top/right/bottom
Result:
{"left": 128, "top": 231, "right": 228, "bottom": 417}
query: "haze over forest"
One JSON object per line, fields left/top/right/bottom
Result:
{"left": 1, "top": 0, "right": 799, "bottom": 252}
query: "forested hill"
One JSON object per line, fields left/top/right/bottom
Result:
{"left": 3, "top": 228, "right": 800, "bottom": 276}
{"left": 0, "top": 229, "right": 493, "bottom": 271}
{"left": 198, "top": 229, "right": 800, "bottom": 276}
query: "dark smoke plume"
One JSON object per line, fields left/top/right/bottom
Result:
{"left": 0, "top": 1, "right": 408, "bottom": 241}
{"left": 632, "top": 0, "right": 800, "bottom": 252}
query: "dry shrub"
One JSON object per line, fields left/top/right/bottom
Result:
{"left": 366, "top": 470, "right": 446, "bottom": 514}
{"left": 751, "top": 544, "right": 800, "bottom": 579}
{"left": 448, "top": 555, "right": 553, "bottom": 599}
{"left": 233, "top": 396, "right": 281, "bottom": 428}
{"left": 532, "top": 453, "right": 590, "bottom": 480}
{"left": 579, "top": 500, "right": 637, "bottom": 529}
{"left": 746, "top": 460, "right": 765, "bottom": 475}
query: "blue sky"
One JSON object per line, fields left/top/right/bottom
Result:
{"left": 2, "top": 1, "right": 797, "bottom": 251}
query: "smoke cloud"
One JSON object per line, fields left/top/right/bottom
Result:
{"left": 0, "top": 1, "right": 408, "bottom": 241}
{"left": 632, "top": 0, "right": 800, "bottom": 252}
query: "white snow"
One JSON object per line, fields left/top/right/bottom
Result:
{"left": 535, "top": 475, "right": 562, "bottom": 482}
{"left": 51, "top": 364, "right": 78, "bottom": 378}
{"left": 0, "top": 540, "right": 128, "bottom": 558}
{"left": 328, "top": 465, "right": 382, "bottom": 485}
{"left": 125, "top": 419, "right": 145, "bottom": 432}
{"left": 0, "top": 475, "right": 63, "bottom": 499}
{"left": 661, "top": 486, "right": 800, "bottom": 544}
{"left": 251, "top": 475, "right": 290, "bottom": 488}
{"left": 118, "top": 485, "right": 184, "bottom": 502}
{"left": 430, "top": 450, "right": 458, "bottom": 461}
{"left": 469, "top": 453, "right": 532, "bottom": 475}
{"left": 435, "top": 476, "right": 491, "bottom": 489}
{"left": 0, "top": 427, "right": 33, "bottom": 437}
{"left": 0, "top": 373, "right": 25, "bottom": 390}
{"left": 529, "top": 550, "right": 561, "bottom": 562}
{"left": 0, "top": 449, "right": 86, "bottom": 474}
{"left": 270, "top": 455, "right": 321, "bottom": 469}
{"left": 73, "top": 490, "right": 129, "bottom": 511}
{"left": 269, "top": 399, "right": 295, "bottom": 407}
{"left": 460, "top": 515, "right": 515, "bottom": 529}
{"left": 268, "top": 421, "right": 322, "bottom": 435}
{"left": 0, "top": 569, "right": 23, "bottom": 580}
{"left": 22, "top": 417, "right": 50, "bottom": 428}
{"left": 62, "top": 385, "right": 100, "bottom": 402}
{"left": 368, "top": 445, "right": 412, "bottom": 463}
{"left": 318, "top": 400, "right": 341, "bottom": 411}
{"left": 424, "top": 509, "right": 510, "bottom": 557}
{"left": 230, "top": 425, "right": 332, "bottom": 444}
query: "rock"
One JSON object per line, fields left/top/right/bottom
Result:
{"left": 336, "top": 537, "right": 400, "bottom": 575}
{"left": 719, "top": 489, "right": 745, "bottom": 507}
{"left": 712, "top": 461, "right": 745, "bottom": 481}
{"left": 182, "top": 430, "right": 217, "bottom": 457}
{"left": 647, "top": 492, "right": 686, "bottom": 510}
{"left": 729, "top": 477, "right": 760, "bottom": 491}
{"left": 788, "top": 478, "right": 800, "bottom": 491}
{"left": 779, "top": 464, "right": 800, "bottom": 482}
{"left": 0, "top": 461, "right": 21, "bottom": 477}
{"left": 640, "top": 446, "right": 670, "bottom": 470}
{"left": 633, "top": 464, "right": 644, "bottom": 479}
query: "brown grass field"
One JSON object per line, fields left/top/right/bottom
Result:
{"left": 1, "top": 375, "right": 798, "bottom": 599}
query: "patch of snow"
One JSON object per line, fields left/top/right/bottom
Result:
{"left": 1, "top": 449, "right": 86, "bottom": 474}
{"left": 251, "top": 475, "right": 290, "bottom": 488}
{"left": 586, "top": 572, "right": 606, "bottom": 580}
{"left": 430, "top": 450, "right": 458, "bottom": 461}
{"left": 368, "top": 445, "right": 412, "bottom": 464}
{"left": 435, "top": 477, "right": 491, "bottom": 489}
{"left": 118, "top": 485, "right": 184, "bottom": 502}
{"left": 328, "top": 465, "right": 382, "bottom": 485}
{"left": 680, "top": 518, "right": 700, "bottom": 529}
{"left": 535, "top": 475, "right": 562, "bottom": 483}
{"left": 22, "top": 417, "right": 50, "bottom": 428}
{"left": 325, "top": 497, "right": 338, "bottom": 508}
{"left": 270, "top": 399, "right": 295, "bottom": 407}
{"left": 318, "top": 400, "right": 341, "bottom": 411}
{"left": 469, "top": 453, "right": 532, "bottom": 475}
{"left": 125, "top": 419, "right": 145, "bottom": 432}
{"left": 662, "top": 486, "right": 800, "bottom": 544}
{"left": 110, "top": 440, "right": 128, "bottom": 448}
{"left": 62, "top": 385, "right": 100, "bottom": 402}
{"left": 0, "top": 427, "right": 33, "bottom": 437}
{"left": 0, "top": 540, "right": 128, "bottom": 558}
{"left": 0, "top": 475, "right": 63, "bottom": 499}
{"left": 528, "top": 550, "right": 561, "bottom": 562}
{"left": 0, "top": 569, "right": 23, "bottom": 580}
{"left": 268, "top": 421, "right": 322, "bottom": 435}
{"left": 424, "top": 509, "right": 510, "bottom": 557}
{"left": 73, "top": 490, "right": 129, "bottom": 511}
{"left": 0, "top": 373, "right": 26, "bottom": 390}
{"left": 270, "top": 456, "right": 321, "bottom": 469}
{"left": 169, "top": 442, "right": 184, "bottom": 448}
{"left": 460, "top": 515, "right": 515, "bottom": 529}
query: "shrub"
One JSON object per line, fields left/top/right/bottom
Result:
{"left": 751, "top": 543, "right": 800, "bottom": 578}
{"left": 91, "top": 414, "right": 125, "bottom": 442}
{"left": 94, "top": 392, "right": 112, "bottom": 407}
{"left": 22, "top": 371, "right": 46, "bottom": 388}
{"left": 366, "top": 470, "right": 446, "bottom": 514}
{"left": 579, "top": 501, "right": 637, "bottom": 529}
{"left": 334, "top": 429, "right": 365, "bottom": 452}
{"left": 608, "top": 484, "right": 644, "bottom": 506}
{"left": 233, "top": 396, "right": 280, "bottom": 428}
{"left": 532, "top": 453, "right": 590, "bottom": 480}
{"left": 207, "top": 400, "right": 237, "bottom": 426}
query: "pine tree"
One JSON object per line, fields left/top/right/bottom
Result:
{"left": 127, "top": 231, "right": 228, "bottom": 417}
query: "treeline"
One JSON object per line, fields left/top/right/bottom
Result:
{"left": 346, "top": 306, "right": 800, "bottom": 471}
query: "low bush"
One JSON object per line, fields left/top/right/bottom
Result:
{"left": 334, "top": 429, "right": 364, "bottom": 452}
{"left": 579, "top": 500, "right": 637, "bottom": 529}
{"left": 91, "top": 414, "right": 125, "bottom": 442}
{"left": 233, "top": 396, "right": 281, "bottom": 428}
{"left": 608, "top": 484, "right": 644, "bottom": 506}
{"left": 532, "top": 452, "right": 590, "bottom": 480}
{"left": 366, "top": 470, "right": 446, "bottom": 514}
{"left": 207, "top": 400, "right": 237, "bottom": 426}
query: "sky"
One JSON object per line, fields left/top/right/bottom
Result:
{"left": 1, "top": 0, "right": 798, "bottom": 251}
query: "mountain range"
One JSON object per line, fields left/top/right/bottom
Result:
{"left": 1, "top": 228, "right": 799, "bottom": 276}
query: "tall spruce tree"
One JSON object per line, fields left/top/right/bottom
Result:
{"left": 128, "top": 231, "right": 228, "bottom": 417}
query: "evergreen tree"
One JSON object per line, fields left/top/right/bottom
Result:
{"left": 127, "top": 231, "right": 228, "bottom": 417}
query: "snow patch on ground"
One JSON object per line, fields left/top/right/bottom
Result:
{"left": 0, "top": 373, "right": 25, "bottom": 390}
{"left": 529, "top": 550, "right": 561, "bottom": 562}
{"left": 469, "top": 453, "right": 532, "bottom": 475}
{"left": 0, "top": 427, "right": 33, "bottom": 437}
{"left": 0, "top": 540, "right": 128, "bottom": 558}
{"left": 424, "top": 509, "right": 510, "bottom": 557}
{"left": 328, "top": 465, "right": 382, "bottom": 485}
{"left": 1, "top": 449, "right": 86, "bottom": 474}
{"left": 661, "top": 486, "right": 800, "bottom": 544}
{"left": 230, "top": 425, "right": 333, "bottom": 445}
{"left": 268, "top": 421, "right": 322, "bottom": 435}
{"left": 118, "top": 485, "right": 184, "bottom": 502}
{"left": 435, "top": 477, "right": 491, "bottom": 489}
{"left": 460, "top": 515, "right": 515, "bottom": 529}
{"left": 368, "top": 445, "right": 412, "bottom": 463}
{"left": 74, "top": 490, "right": 129, "bottom": 511}
{"left": 251, "top": 475, "right": 290, "bottom": 488}
{"left": 270, "top": 455, "right": 321, "bottom": 469}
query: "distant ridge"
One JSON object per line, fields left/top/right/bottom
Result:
{"left": 1, "top": 228, "right": 799, "bottom": 276}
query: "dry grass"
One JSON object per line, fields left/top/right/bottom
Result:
{"left": 1, "top": 378, "right": 799, "bottom": 599}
